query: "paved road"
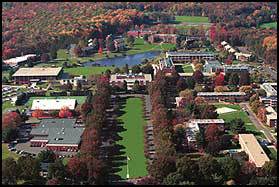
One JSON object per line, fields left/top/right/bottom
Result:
{"left": 240, "top": 103, "right": 276, "bottom": 144}
{"left": 263, "top": 66, "right": 277, "bottom": 81}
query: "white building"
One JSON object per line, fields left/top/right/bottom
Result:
{"left": 265, "top": 106, "right": 277, "bottom": 127}
{"left": 238, "top": 134, "right": 270, "bottom": 167}
{"left": 110, "top": 72, "right": 152, "bottom": 90}
{"left": 3, "top": 54, "right": 36, "bottom": 68}
{"left": 234, "top": 52, "right": 252, "bottom": 62}
{"left": 224, "top": 45, "right": 232, "bottom": 51}
{"left": 166, "top": 51, "right": 216, "bottom": 64}
{"left": 221, "top": 41, "right": 228, "bottom": 46}
{"left": 260, "top": 83, "right": 277, "bottom": 97}
{"left": 60, "top": 75, "right": 87, "bottom": 87}
{"left": 31, "top": 99, "right": 77, "bottom": 111}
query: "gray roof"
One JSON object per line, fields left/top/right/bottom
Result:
{"left": 166, "top": 51, "right": 216, "bottom": 56}
{"left": 30, "top": 118, "right": 84, "bottom": 145}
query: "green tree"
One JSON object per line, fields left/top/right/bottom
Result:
{"left": 228, "top": 73, "right": 239, "bottom": 86}
{"left": 131, "top": 65, "right": 141, "bottom": 74}
{"left": 17, "top": 156, "right": 41, "bottom": 181}
{"left": 2, "top": 76, "right": 9, "bottom": 83}
{"left": 2, "top": 127, "right": 18, "bottom": 143}
{"left": 126, "top": 35, "right": 135, "bottom": 48}
{"left": 143, "top": 34, "right": 149, "bottom": 42}
{"left": 48, "top": 159, "right": 67, "bottom": 182}
{"left": 176, "top": 156, "right": 199, "bottom": 183}
{"left": 132, "top": 80, "right": 141, "bottom": 93}
{"left": 219, "top": 156, "right": 240, "bottom": 180}
{"left": 163, "top": 172, "right": 184, "bottom": 185}
{"left": 2, "top": 157, "right": 19, "bottom": 185}
{"left": 113, "top": 67, "right": 121, "bottom": 74}
{"left": 198, "top": 155, "right": 223, "bottom": 185}
{"left": 230, "top": 118, "right": 246, "bottom": 134}
{"left": 185, "top": 77, "right": 195, "bottom": 89}
{"left": 148, "top": 155, "right": 176, "bottom": 183}
{"left": 262, "top": 160, "right": 277, "bottom": 177}
{"left": 37, "top": 150, "right": 56, "bottom": 163}
{"left": 122, "top": 64, "right": 129, "bottom": 74}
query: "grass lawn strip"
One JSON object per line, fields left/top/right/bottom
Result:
{"left": 214, "top": 104, "right": 265, "bottom": 138}
{"left": 64, "top": 66, "right": 114, "bottom": 77}
{"left": 117, "top": 97, "right": 148, "bottom": 179}
{"left": 259, "top": 22, "right": 277, "bottom": 29}
{"left": 182, "top": 64, "right": 194, "bottom": 73}
{"left": 175, "top": 16, "right": 209, "bottom": 23}
{"left": 2, "top": 144, "right": 20, "bottom": 160}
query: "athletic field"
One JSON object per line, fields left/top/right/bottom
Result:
{"left": 117, "top": 97, "right": 147, "bottom": 179}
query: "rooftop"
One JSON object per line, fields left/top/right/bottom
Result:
{"left": 30, "top": 118, "right": 84, "bottom": 145}
{"left": 12, "top": 67, "right": 63, "bottom": 77}
{"left": 4, "top": 54, "right": 36, "bottom": 65}
{"left": 31, "top": 99, "right": 77, "bottom": 110}
{"left": 266, "top": 106, "right": 277, "bottom": 119}
{"left": 189, "top": 119, "right": 225, "bottom": 124}
{"left": 260, "top": 83, "right": 277, "bottom": 97}
{"left": 110, "top": 73, "right": 152, "bottom": 81}
{"left": 166, "top": 51, "right": 216, "bottom": 56}
{"left": 239, "top": 134, "right": 270, "bottom": 167}
{"left": 197, "top": 92, "right": 246, "bottom": 96}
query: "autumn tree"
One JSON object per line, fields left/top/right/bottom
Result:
{"left": 67, "top": 156, "right": 88, "bottom": 183}
{"left": 228, "top": 73, "right": 239, "bottom": 86}
{"left": 46, "top": 178, "right": 60, "bottom": 185}
{"left": 179, "top": 89, "right": 194, "bottom": 101}
{"left": 239, "top": 72, "right": 250, "bottom": 86}
{"left": 2, "top": 157, "right": 19, "bottom": 185}
{"left": 59, "top": 107, "right": 73, "bottom": 118}
{"left": 32, "top": 109, "right": 44, "bottom": 118}
{"left": 148, "top": 155, "right": 176, "bottom": 183}
{"left": 214, "top": 73, "right": 225, "bottom": 86}
{"left": 239, "top": 85, "right": 252, "bottom": 95}
{"left": 2, "top": 111, "right": 22, "bottom": 129}
{"left": 105, "top": 34, "right": 115, "bottom": 53}
{"left": 214, "top": 86, "right": 229, "bottom": 92}
{"left": 194, "top": 96, "right": 206, "bottom": 105}
{"left": 74, "top": 45, "right": 82, "bottom": 57}
{"left": 41, "top": 53, "right": 50, "bottom": 63}
{"left": 205, "top": 124, "right": 222, "bottom": 142}
{"left": 257, "top": 107, "right": 267, "bottom": 123}
{"left": 192, "top": 70, "right": 204, "bottom": 84}
{"left": 176, "top": 77, "right": 187, "bottom": 92}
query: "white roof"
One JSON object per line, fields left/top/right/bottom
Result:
{"left": 189, "top": 119, "right": 225, "bottom": 124}
{"left": 239, "top": 134, "right": 270, "bottom": 167}
{"left": 229, "top": 48, "right": 236, "bottom": 53}
{"left": 4, "top": 54, "right": 36, "bottom": 66}
{"left": 266, "top": 106, "right": 277, "bottom": 119}
{"left": 260, "top": 83, "right": 277, "bottom": 97}
{"left": 234, "top": 52, "right": 251, "bottom": 58}
{"left": 221, "top": 41, "right": 228, "bottom": 46}
{"left": 12, "top": 67, "right": 63, "bottom": 77}
{"left": 224, "top": 45, "right": 231, "bottom": 50}
{"left": 197, "top": 92, "right": 246, "bottom": 96}
{"left": 31, "top": 99, "right": 77, "bottom": 110}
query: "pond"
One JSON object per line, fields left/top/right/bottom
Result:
{"left": 83, "top": 51, "right": 161, "bottom": 67}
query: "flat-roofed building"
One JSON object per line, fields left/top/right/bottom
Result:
{"left": 31, "top": 99, "right": 77, "bottom": 111}
{"left": 197, "top": 92, "right": 247, "bottom": 102}
{"left": 110, "top": 73, "right": 152, "bottom": 90}
{"left": 265, "top": 106, "right": 277, "bottom": 127}
{"left": 223, "top": 65, "right": 249, "bottom": 74}
{"left": 166, "top": 51, "right": 216, "bottom": 64}
{"left": 238, "top": 134, "right": 270, "bottom": 167}
{"left": 12, "top": 67, "right": 63, "bottom": 84}
{"left": 224, "top": 45, "right": 232, "bottom": 51}
{"left": 3, "top": 54, "right": 36, "bottom": 68}
{"left": 260, "top": 83, "right": 277, "bottom": 97}
{"left": 259, "top": 96, "right": 277, "bottom": 108}
{"left": 30, "top": 118, "right": 84, "bottom": 152}
{"left": 221, "top": 41, "right": 228, "bottom": 46}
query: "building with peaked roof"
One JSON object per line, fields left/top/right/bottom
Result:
{"left": 31, "top": 99, "right": 77, "bottom": 111}
{"left": 238, "top": 134, "right": 270, "bottom": 167}
{"left": 203, "top": 60, "right": 223, "bottom": 73}
{"left": 12, "top": 67, "right": 63, "bottom": 84}
{"left": 30, "top": 118, "right": 84, "bottom": 152}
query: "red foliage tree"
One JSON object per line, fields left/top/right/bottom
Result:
{"left": 41, "top": 53, "right": 50, "bottom": 63}
{"left": 2, "top": 112, "right": 22, "bottom": 129}
{"left": 32, "top": 109, "right": 44, "bottom": 118}
{"left": 74, "top": 45, "right": 82, "bottom": 57}
{"left": 257, "top": 107, "right": 267, "bottom": 123}
{"left": 215, "top": 73, "right": 225, "bottom": 86}
{"left": 58, "top": 107, "right": 73, "bottom": 118}
{"left": 46, "top": 178, "right": 60, "bottom": 185}
{"left": 192, "top": 70, "right": 204, "bottom": 84}
{"left": 205, "top": 123, "right": 221, "bottom": 142}
{"left": 67, "top": 156, "right": 88, "bottom": 181}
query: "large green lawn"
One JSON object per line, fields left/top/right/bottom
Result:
{"left": 2, "top": 144, "right": 20, "bottom": 160}
{"left": 260, "top": 22, "right": 277, "bottom": 29}
{"left": 175, "top": 16, "right": 209, "bottom": 23}
{"left": 64, "top": 66, "right": 114, "bottom": 77}
{"left": 214, "top": 104, "right": 265, "bottom": 138}
{"left": 117, "top": 97, "right": 147, "bottom": 179}
{"left": 182, "top": 64, "right": 194, "bottom": 73}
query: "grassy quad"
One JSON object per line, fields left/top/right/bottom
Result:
{"left": 2, "top": 144, "right": 20, "bottom": 160}
{"left": 214, "top": 104, "right": 265, "bottom": 138}
{"left": 259, "top": 22, "right": 277, "bottom": 29}
{"left": 64, "top": 66, "right": 114, "bottom": 78}
{"left": 117, "top": 97, "right": 148, "bottom": 179}
{"left": 182, "top": 64, "right": 194, "bottom": 73}
{"left": 175, "top": 16, "right": 209, "bottom": 23}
